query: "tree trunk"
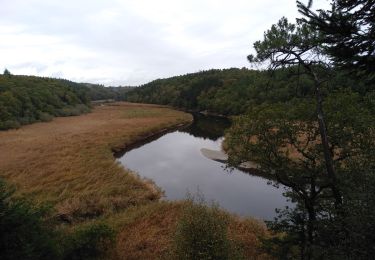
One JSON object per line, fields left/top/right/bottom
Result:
{"left": 308, "top": 68, "right": 342, "bottom": 206}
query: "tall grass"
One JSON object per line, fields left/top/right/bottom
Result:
{"left": 0, "top": 103, "right": 192, "bottom": 223}
{"left": 172, "top": 193, "right": 244, "bottom": 260}
{"left": 0, "top": 103, "right": 269, "bottom": 259}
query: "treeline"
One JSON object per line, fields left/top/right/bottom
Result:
{"left": 0, "top": 72, "right": 133, "bottom": 130}
{"left": 124, "top": 67, "right": 370, "bottom": 115}
{"left": 0, "top": 73, "right": 92, "bottom": 130}
{"left": 83, "top": 83, "right": 132, "bottom": 101}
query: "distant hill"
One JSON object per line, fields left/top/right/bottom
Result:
{"left": 0, "top": 73, "right": 132, "bottom": 130}
{"left": 0, "top": 73, "right": 92, "bottom": 130}
{"left": 124, "top": 67, "right": 315, "bottom": 115}
{"left": 83, "top": 83, "right": 133, "bottom": 101}
{"left": 1, "top": 67, "right": 369, "bottom": 130}
{"left": 124, "top": 67, "right": 370, "bottom": 116}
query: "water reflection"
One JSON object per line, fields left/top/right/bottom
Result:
{"left": 180, "top": 113, "right": 231, "bottom": 141}
{"left": 117, "top": 115, "right": 291, "bottom": 220}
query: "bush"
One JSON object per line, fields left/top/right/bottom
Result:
{"left": 173, "top": 195, "right": 242, "bottom": 260}
{"left": 18, "top": 116, "right": 37, "bottom": 125}
{"left": 38, "top": 111, "right": 54, "bottom": 122}
{"left": 63, "top": 223, "right": 115, "bottom": 260}
{"left": 0, "top": 178, "right": 59, "bottom": 260}
{"left": 56, "top": 104, "right": 91, "bottom": 117}
{"left": 0, "top": 120, "right": 20, "bottom": 130}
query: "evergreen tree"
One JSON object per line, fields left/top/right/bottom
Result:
{"left": 297, "top": 0, "right": 375, "bottom": 77}
{"left": 3, "top": 69, "right": 11, "bottom": 77}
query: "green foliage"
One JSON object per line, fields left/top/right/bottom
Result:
{"left": 125, "top": 66, "right": 373, "bottom": 116}
{"left": 231, "top": 3, "right": 375, "bottom": 257}
{"left": 0, "top": 178, "right": 59, "bottom": 260}
{"left": 84, "top": 83, "right": 132, "bottom": 101}
{"left": 63, "top": 223, "right": 115, "bottom": 260}
{"left": 173, "top": 195, "right": 243, "bottom": 260}
{"left": 125, "top": 67, "right": 322, "bottom": 115}
{"left": 56, "top": 104, "right": 91, "bottom": 117}
{"left": 181, "top": 113, "right": 231, "bottom": 141}
{"left": 0, "top": 178, "right": 116, "bottom": 260}
{"left": 0, "top": 74, "right": 91, "bottom": 130}
{"left": 225, "top": 90, "right": 375, "bottom": 258}
{"left": 3, "top": 69, "right": 11, "bottom": 77}
{"left": 298, "top": 0, "right": 375, "bottom": 77}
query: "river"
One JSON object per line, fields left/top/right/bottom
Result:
{"left": 116, "top": 114, "right": 291, "bottom": 220}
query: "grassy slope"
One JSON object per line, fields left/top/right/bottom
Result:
{"left": 0, "top": 102, "right": 270, "bottom": 259}
{"left": 108, "top": 201, "right": 270, "bottom": 259}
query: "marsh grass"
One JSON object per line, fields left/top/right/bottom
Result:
{"left": 0, "top": 102, "right": 271, "bottom": 259}
{"left": 107, "top": 199, "right": 270, "bottom": 259}
{"left": 0, "top": 102, "right": 191, "bottom": 222}
{"left": 121, "top": 107, "right": 166, "bottom": 119}
{"left": 172, "top": 194, "right": 234, "bottom": 260}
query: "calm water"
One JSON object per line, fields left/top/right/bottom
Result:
{"left": 117, "top": 114, "right": 291, "bottom": 220}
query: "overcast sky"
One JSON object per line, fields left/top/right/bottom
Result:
{"left": 0, "top": 0, "right": 330, "bottom": 86}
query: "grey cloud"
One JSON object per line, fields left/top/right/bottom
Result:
{"left": 0, "top": 0, "right": 330, "bottom": 85}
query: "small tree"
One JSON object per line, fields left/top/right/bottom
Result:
{"left": 3, "top": 69, "right": 11, "bottom": 77}
{"left": 248, "top": 17, "right": 341, "bottom": 205}
{"left": 172, "top": 195, "right": 239, "bottom": 260}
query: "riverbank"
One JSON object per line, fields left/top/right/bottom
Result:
{"left": 0, "top": 102, "right": 192, "bottom": 220}
{"left": 0, "top": 102, "right": 270, "bottom": 259}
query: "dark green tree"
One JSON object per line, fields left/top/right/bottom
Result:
{"left": 225, "top": 2, "right": 375, "bottom": 258}
{"left": 297, "top": 0, "right": 375, "bottom": 76}
{"left": 248, "top": 17, "right": 342, "bottom": 206}
{"left": 0, "top": 179, "right": 59, "bottom": 260}
{"left": 225, "top": 92, "right": 375, "bottom": 258}
{"left": 3, "top": 69, "right": 11, "bottom": 77}
{"left": 0, "top": 74, "right": 91, "bottom": 130}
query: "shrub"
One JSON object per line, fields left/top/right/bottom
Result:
{"left": 18, "top": 116, "right": 37, "bottom": 125}
{"left": 0, "top": 178, "right": 59, "bottom": 260}
{"left": 0, "top": 178, "right": 116, "bottom": 260}
{"left": 56, "top": 104, "right": 90, "bottom": 117}
{"left": 63, "top": 223, "right": 115, "bottom": 260}
{"left": 38, "top": 111, "right": 54, "bottom": 122}
{"left": 173, "top": 195, "right": 242, "bottom": 260}
{"left": 0, "top": 120, "right": 20, "bottom": 130}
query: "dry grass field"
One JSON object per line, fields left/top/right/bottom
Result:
{"left": 109, "top": 201, "right": 270, "bottom": 260}
{"left": 0, "top": 102, "right": 191, "bottom": 220}
{"left": 0, "top": 102, "right": 270, "bottom": 259}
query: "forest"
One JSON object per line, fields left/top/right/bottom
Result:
{"left": 0, "top": 72, "right": 130, "bottom": 130}
{"left": 124, "top": 66, "right": 372, "bottom": 116}
{"left": 0, "top": 73, "right": 90, "bottom": 130}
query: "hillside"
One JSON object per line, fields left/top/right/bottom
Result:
{"left": 0, "top": 74, "right": 92, "bottom": 130}
{"left": 0, "top": 73, "right": 134, "bottom": 130}
{"left": 125, "top": 67, "right": 371, "bottom": 115}
{"left": 83, "top": 83, "right": 133, "bottom": 101}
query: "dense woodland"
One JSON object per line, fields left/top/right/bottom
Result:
{"left": 0, "top": 72, "right": 131, "bottom": 130}
{"left": 83, "top": 83, "right": 132, "bottom": 101}
{"left": 0, "top": 73, "right": 90, "bottom": 130}
{"left": 124, "top": 67, "right": 372, "bottom": 115}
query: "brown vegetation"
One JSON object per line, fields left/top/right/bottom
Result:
{"left": 0, "top": 102, "right": 191, "bottom": 220}
{"left": 110, "top": 201, "right": 270, "bottom": 260}
{"left": 0, "top": 102, "right": 270, "bottom": 258}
